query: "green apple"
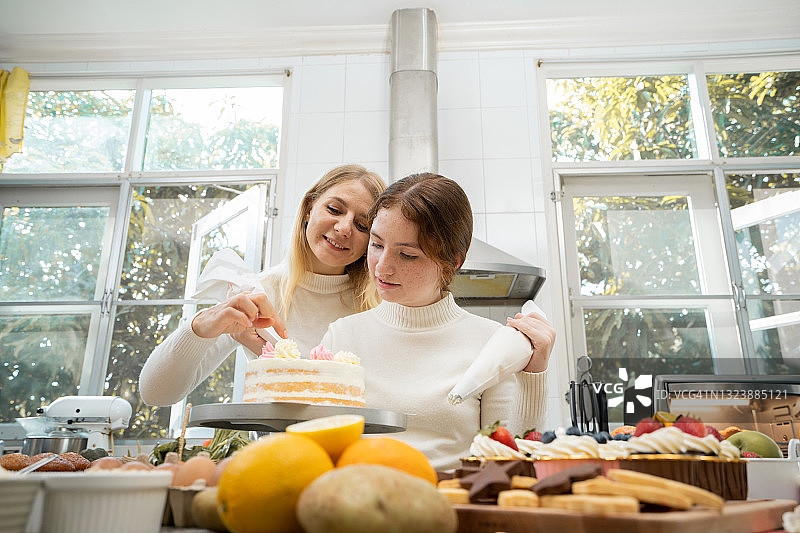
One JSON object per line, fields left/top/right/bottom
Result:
{"left": 725, "top": 430, "right": 783, "bottom": 458}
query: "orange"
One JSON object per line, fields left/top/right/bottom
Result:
{"left": 286, "top": 414, "right": 364, "bottom": 462}
{"left": 336, "top": 437, "right": 437, "bottom": 485}
{"left": 217, "top": 433, "right": 334, "bottom": 533}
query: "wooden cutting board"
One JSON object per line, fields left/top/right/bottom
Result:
{"left": 454, "top": 499, "right": 796, "bottom": 533}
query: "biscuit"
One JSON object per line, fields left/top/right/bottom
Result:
{"left": 531, "top": 463, "right": 602, "bottom": 495}
{"left": 497, "top": 489, "right": 539, "bottom": 507}
{"left": 572, "top": 476, "right": 692, "bottom": 510}
{"left": 510, "top": 475, "right": 537, "bottom": 489}
{"left": 0, "top": 453, "right": 31, "bottom": 471}
{"left": 438, "top": 487, "right": 470, "bottom": 504}
{"left": 540, "top": 494, "right": 640, "bottom": 515}
{"left": 437, "top": 478, "right": 463, "bottom": 489}
{"left": 60, "top": 452, "right": 91, "bottom": 471}
{"left": 607, "top": 469, "right": 724, "bottom": 509}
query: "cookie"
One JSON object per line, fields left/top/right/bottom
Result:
{"left": 540, "top": 494, "right": 640, "bottom": 515}
{"left": 607, "top": 468, "right": 724, "bottom": 509}
{"left": 497, "top": 489, "right": 540, "bottom": 508}
{"left": 510, "top": 475, "right": 537, "bottom": 489}
{"left": 458, "top": 461, "right": 513, "bottom": 502}
{"left": 438, "top": 487, "right": 470, "bottom": 504}
{"left": 531, "top": 463, "right": 602, "bottom": 495}
{"left": 572, "top": 476, "right": 692, "bottom": 510}
{"left": 0, "top": 453, "right": 31, "bottom": 471}
{"left": 60, "top": 452, "right": 91, "bottom": 471}
{"left": 437, "top": 478, "right": 463, "bottom": 489}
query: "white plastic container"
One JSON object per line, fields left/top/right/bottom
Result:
{"left": 38, "top": 471, "right": 171, "bottom": 533}
{"left": 747, "top": 438, "right": 800, "bottom": 502}
{"left": 0, "top": 477, "right": 41, "bottom": 533}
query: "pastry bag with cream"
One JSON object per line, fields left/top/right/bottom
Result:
{"left": 448, "top": 300, "right": 546, "bottom": 405}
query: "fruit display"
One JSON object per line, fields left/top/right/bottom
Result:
{"left": 725, "top": 429, "right": 783, "bottom": 458}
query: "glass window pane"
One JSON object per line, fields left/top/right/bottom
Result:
{"left": 574, "top": 196, "right": 700, "bottom": 296}
{"left": 547, "top": 76, "right": 697, "bottom": 161}
{"left": 143, "top": 87, "right": 283, "bottom": 171}
{"left": 2, "top": 90, "right": 134, "bottom": 173}
{"left": 727, "top": 173, "right": 800, "bottom": 295}
{"left": 105, "top": 304, "right": 180, "bottom": 439}
{"left": 0, "top": 206, "right": 110, "bottom": 301}
{"left": 119, "top": 184, "right": 255, "bottom": 301}
{"left": 583, "top": 307, "right": 715, "bottom": 425}
{"left": 708, "top": 71, "right": 800, "bottom": 158}
{"left": 0, "top": 313, "right": 87, "bottom": 421}
{"left": 748, "top": 299, "right": 800, "bottom": 375}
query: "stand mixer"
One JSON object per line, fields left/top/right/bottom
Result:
{"left": 34, "top": 395, "right": 133, "bottom": 450}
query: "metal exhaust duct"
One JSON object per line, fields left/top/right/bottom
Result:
{"left": 389, "top": 8, "right": 546, "bottom": 302}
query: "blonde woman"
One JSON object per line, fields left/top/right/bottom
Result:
{"left": 140, "top": 164, "right": 386, "bottom": 406}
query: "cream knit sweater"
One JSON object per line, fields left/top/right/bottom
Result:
{"left": 322, "top": 293, "right": 548, "bottom": 471}
{"left": 139, "top": 267, "right": 355, "bottom": 406}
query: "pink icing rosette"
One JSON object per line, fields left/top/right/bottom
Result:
{"left": 309, "top": 344, "right": 335, "bottom": 361}
{"left": 260, "top": 341, "right": 275, "bottom": 358}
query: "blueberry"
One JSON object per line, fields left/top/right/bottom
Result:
{"left": 599, "top": 431, "right": 612, "bottom": 441}
{"left": 617, "top": 433, "right": 632, "bottom": 441}
{"left": 565, "top": 426, "right": 582, "bottom": 436}
{"left": 541, "top": 430, "right": 557, "bottom": 444}
{"left": 612, "top": 433, "right": 625, "bottom": 441}
{"left": 592, "top": 433, "right": 607, "bottom": 443}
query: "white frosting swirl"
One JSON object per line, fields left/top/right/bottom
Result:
{"left": 717, "top": 439, "right": 741, "bottom": 459}
{"left": 273, "top": 339, "right": 301, "bottom": 359}
{"left": 469, "top": 434, "right": 526, "bottom": 459}
{"left": 333, "top": 351, "right": 361, "bottom": 365}
{"left": 626, "top": 426, "right": 740, "bottom": 458}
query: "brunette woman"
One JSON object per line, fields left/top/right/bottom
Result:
{"left": 322, "top": 173, "right": 554, "bottom": 470}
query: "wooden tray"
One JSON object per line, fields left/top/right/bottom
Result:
{"left": 454, "top": 499, "right": 796, "bottom": 533}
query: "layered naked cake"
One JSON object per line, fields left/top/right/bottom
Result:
{"left": 242, "top": 340, "right": 365, "bottom": 407}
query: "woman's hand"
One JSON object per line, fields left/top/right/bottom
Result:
{"left": 231, "top": 328, "right": 267, "bottom": 355}
{"left": 506, "top": 311, "right": 555, "bottom": 373}
{"left": 191, "top": 292, "right": 288, "bottom": 340}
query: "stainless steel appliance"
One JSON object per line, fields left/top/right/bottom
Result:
{"left": 389, "top": 8, "right": 546, "bottom": 302}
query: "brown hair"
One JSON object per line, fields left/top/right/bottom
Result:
{"left": 368, "top": 173, "right": 472, "bottom": 290}
{"left": 282, "top": 164, "right": 386, "bottom": 314}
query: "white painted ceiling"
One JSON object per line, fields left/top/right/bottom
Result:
{"left": 2, "top": 0, "right": 799, "bottom": 62}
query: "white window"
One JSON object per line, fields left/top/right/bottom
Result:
{"left": 0, "top": 75, "right": 287, "bottom": 441}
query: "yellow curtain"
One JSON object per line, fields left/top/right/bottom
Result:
{"left": 0, "top": 66, "right": 31, "bottom": 171}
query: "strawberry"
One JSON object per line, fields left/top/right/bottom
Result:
{"left": 741, "top": 451, "right": 761, "bottom": 458}
{"left": 633, "top": 417, "right": 662, "bottom": 437}
{"left": 520, "top": 429, "right": 542, "bottom": 442}
{"left": 705, "top": 425, "right": 723, "bottom": 441}
{"left": 673, "top": 415, "right": 706, "bottom": 438}
{"left": 481, "top": 420, "right": 519, "bottom": 451}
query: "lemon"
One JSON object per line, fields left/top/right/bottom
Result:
{"left": 286, "top": 414, "right": 365, "bottom": 462}
{"left": 217, "top": 434, "right": 333, "bottom": 533}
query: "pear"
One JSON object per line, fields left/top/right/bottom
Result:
{"left": 725, "top": 430, "right": 782, "bottom": 458}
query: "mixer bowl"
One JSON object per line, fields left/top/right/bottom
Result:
{"left": 22, "top": 435, "right": 88, "bottom": 455}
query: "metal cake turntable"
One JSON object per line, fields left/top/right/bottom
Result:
{"left": 188, "top": 402, "right": 407, "bottom": 433}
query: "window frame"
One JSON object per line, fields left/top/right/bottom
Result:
{"left": 0, "top": 73, "right": 288, "bottom": 440}
{"left": 537, "top": 54, "right": 800, "bottom": 384}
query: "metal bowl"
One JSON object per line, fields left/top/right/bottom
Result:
{"left": 22, "top": 435, "right": 87, "bottom": 455}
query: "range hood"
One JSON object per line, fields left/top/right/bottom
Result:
{"left": 389, "top": 8, "right": 546, "bottom": 301}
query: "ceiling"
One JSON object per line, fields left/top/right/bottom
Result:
{"left": 2, "top": 0, "right": 799, "bottom": 63}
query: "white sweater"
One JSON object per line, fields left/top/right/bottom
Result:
{"left": 322, "top": 293, "right": 548, "bottom": 471}
{"left": 139, "top": 267, "right": 355, "bottom": 406}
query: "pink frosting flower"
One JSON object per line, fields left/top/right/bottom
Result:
{"left": 309, "top": 344, "right": 335, "bottom": 361}
{"left": 260, "top": 341, "right": 275, "bottom": 358}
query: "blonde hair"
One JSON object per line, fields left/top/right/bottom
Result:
{"left": 280, "top": 164, "right": 386, "bottom": 316}
{"left": 368, "top": 173, "right": 472, "bottom": 291}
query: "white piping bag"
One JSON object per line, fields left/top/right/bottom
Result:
{"left": 448, "top": 300, "right": 546, "bottom": 405}
{"left": 192, "top": 248, "right": 283, "bottom": 353}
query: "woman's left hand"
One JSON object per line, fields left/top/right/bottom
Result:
{"left": 231, "top": 328, "right": 266, "bottom": 356}
{"left": 506, "top": 312, "right": 556, "bottom": 373}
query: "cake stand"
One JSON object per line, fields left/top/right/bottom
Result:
{"left": 188, "top": 402, "right": 407, "bottom": 433}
